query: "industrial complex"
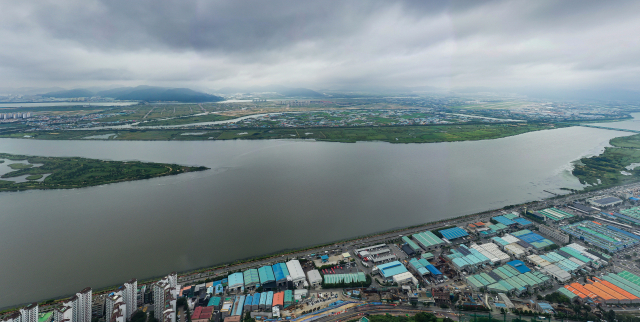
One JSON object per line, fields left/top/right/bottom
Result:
{"left": 5, "top": 191, "right": 640, "bottom": 322}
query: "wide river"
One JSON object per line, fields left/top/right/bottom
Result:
{"left": 0, "top": 125, "right": 631, "bottom": 307}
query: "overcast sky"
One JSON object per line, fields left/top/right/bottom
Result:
{"left": 1, "top": 0, "right": 639, "bottom": 93}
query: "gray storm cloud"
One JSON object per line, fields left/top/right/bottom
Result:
{"left": 1, "top": 0, "right": 639, "bottom": 92}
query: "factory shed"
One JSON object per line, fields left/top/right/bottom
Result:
{"left": 401, "top": 244, "right": 416, "bottom": 256}
{"left": 323, "top": 272, "right": 366, "bottom": 284}
{"left": 402, "top": 236, "right": 421, "bottom": 253}
{"left": 228, "top": 273, "right": 245, "bottom": 291}
{"left": 207, "top": 296, "right": 222, "bottom": 309}
{"left": 376, "top": 261, "right": 409, "bottom": 279}
{"left": 393, "top": 272, "right": 418, "bottom": 285}
{"left": 244, "top": 295, "right": 253, "bottom": 312}
{"left": 492, "top": 216, "right": 516, "bottom": 226}
{"left": 286, "top": 260, "right": 306, "bottom": 285}
{"left": 258, "top": 266, "right": 276, "bottom": 285}
{"left": 506, "top": 260, "right": 530, "bottom": 273}
{"left": 504, "top": 244, "right": 526, "bottom": 258}
{"left": 425, "top": 265, "right": 442, "bottom": 275}
{"left": 243, "top": 269, "right": 260, "bottom": 288}
{"left": 258, "top": 292, "right": 267, "bottom": 310}
{"left": 421, "top": 252, "right": 434, "bottom": 260}
{"left": 272, "top": 292, "right": 284, "bottom": 308}
{"left": 439, "top": 227, "right": 469, "bottom": 240}
{"left": 264, "top": 291, "right": 273, "bottom": 310}
{"left": 513, "top": 218, "right": 532, "bottom": 226}
{"left": 232, "top": 295, "right": 245, "bottom": 316}
{"left": 411, "top": 231, "right": 444, "bottom": 250}
{"left": 251, "top": 293, "right": 261, "bottom": 311}
{"left": 307, "top": 270, "right": 322, "bottom": 288}
{"left": 558, "top": 287, "right": 578, "bottom": 300}
{"left": 542, "top": 264, "right": 571, "bottom": 282}
{"left": 272, "top": 263, "right": 290, "bottom": 287}
{"left": 284, "top": 290, "right": 293, "bottom": 308}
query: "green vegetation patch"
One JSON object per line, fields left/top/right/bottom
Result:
{"left": 0, "top": 123, "right": 560, "bottom": 144}
{"left": 138, "top": 113, "right": 235, "bottom": 127}
{"left": 573, "top": 133, "right": 640, "bottom": 190}
{"left": 8, "top": 163, "right": 33, "bottom": 169}
{"left": 0, "top": 153, "right": 208, "bottom": 192}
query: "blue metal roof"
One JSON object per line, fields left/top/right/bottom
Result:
{"left": 265, "top": 291, "right": 274, "bottom": 306}
{"left": 233, "top": 295, "right": 245, "bottom": 316}
{"left": 513, "top": 218, "right": 532, "bottom": 226}
{"left": 439, "top": 227, "right": 469, "bottom": 240}
{"left": 272, "top": 263, "right": 290, "bottom": 281}
{"left": 506, "top": 260, "right": 531, "bottom": 273}
{"left": 426, "top": 264, "right": 442, "bottom": 275}
{"left": 492, "top": 216, "right": 516, "bottom": 226}
{"left": 607, "top": 225, "right": 640, "bottom": 240}
{"left": 252, "top": 293, "right": 261, "bottom": 306}
{"left": 377, "top": 261, "right": 408, "bottom": 278}
{"left": 244, "top": 295, "right": 253, "bottom": 306}
{"left": 321, "top": 255, "right": 329, "bottom": 260}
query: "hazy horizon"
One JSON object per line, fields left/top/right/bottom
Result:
{"left": 1, "top": 1, "right": 640, "bottom": 98}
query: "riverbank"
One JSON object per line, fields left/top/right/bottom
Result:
{"left": 0, "top": 122, "right": 563, "bottom": 143}
{"left": 0, "top": 152, "right": 208, "bottom": 192}
{"left": 572, "top": 133, "right": 640, "bottom": 190}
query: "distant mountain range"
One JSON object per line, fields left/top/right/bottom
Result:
{"left": 42, "top": 86, "right": 224, "bottom": 103}
{"left": 215, "top": 85, "right": 325, "bottom": 98}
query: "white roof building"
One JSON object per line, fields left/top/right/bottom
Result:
{"left": 392, "top": 272, "right": 418, "bottom": 285}
{"left": 527, "top": 254, "right": 551, "bottom": 267}
{"left": 504, "top": 244, "right": 526, "bottom": 258}
{"left": 306, "top": 270, "right": 322, "bottom": 287}
{"left": 286, "top": 260, "right": 306, "bottom": 284}
{"left": 542, "top": 264, "right": 571, "bottom": 282}
{"left": 502, "top": 234, "right": 520, "bottom": 244}
{"left": 470, "top": 243, "right": 510, "bottom": 264}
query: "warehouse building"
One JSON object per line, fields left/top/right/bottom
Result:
{"left": 243, "top": 269, "right": 260, "bottom": 289}
{"left": 228, "top": 273, "right": 244, "bottom": 292}
{"left": 534, "top": 208, "right": 575, "bottom": 221}
{"left": 538, "top": 225, "right": 570, "bottom": 244}
{"left": 542, "top": 264, "right": 571, "bottom": 283}
{"left": 588, "top": 196, "right": 623, "bottom": 208}
{"left": 258, "top": 266, "right": 276, "bottom": 288}
{"left": 323, "top": 272, "right": 366, "bottom": 284}
{"left": 243, "top": 295, "right": 253, "bottom": 313}
{"left": 448, "top": 245, "right": 490, "bottom": 272}
{"left": 511, "top": 230, "right": 555, "bottom": 250}
{"left": 465, "top": 264, "right": 550, "bottom": 295}
{"left": 272, "top": 263, "right": 290, "bottom": 288}
{"left": 284, "top": 290, "right": 293, "bottom": 308}
{"left": 231, "top": 295, "right": 245, "bottom": 316}
{"left": 207, "top": 297, "right": 221, "bottom": 310}
{"left": 438, "top": 227, "right": 469, "bottom": 241}
{"left": 393, "top": 272, "right": 419, "bottom": 285}
{"left": 272, "top": 292, "right": 284, "bottom": 309}
{"left": 286, "top": 260, "right": 306, "bottom": 286}
{"left": 409, "top": 258, "right": 431, "bottom": 275}
{"left": 470, "top": 243, "right": 510, "bottom": 265}
{"left": 375, "top": 261, "right": 409, "bottom": 281}
{"left": 307, "top": 270, "right": 322, "bottom": 288}
{"left": 561, "top": 221, "right": 640, "bottom": 253}
{"left": 504, "top": 244, "right": 526, "bottom": 258}
{"left": 251, "top": 293, "right": 261, "bottom": 311}
{"left": 411, "top": 231, "right": 444, "bottom": 250}
{"left": 402, "top": 236, "right": 422, "bottom": 254}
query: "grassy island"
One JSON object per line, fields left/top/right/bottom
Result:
{"left": 572, "top": 133, "right": 640, "bottom": 190}
{"left": 0, "top": 153, "right": 208, "bottom": 192}
{"left": 0, "top": 123, "right": 562, "bottom": 143}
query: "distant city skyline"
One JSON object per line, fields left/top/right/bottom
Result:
{"left": 1, "top": 1, "right": 639, "bottom": 97}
